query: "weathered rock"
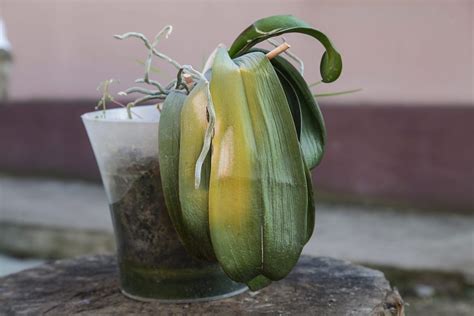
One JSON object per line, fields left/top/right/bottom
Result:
{"left": 0, "top": 255, "right": 394, "bottom": 315}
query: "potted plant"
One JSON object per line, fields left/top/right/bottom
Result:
{"left": 82, "top": 15, "right": 344, "bottom": 302}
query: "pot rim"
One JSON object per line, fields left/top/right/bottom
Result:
{"left": 81, "top": 105, "right": 160, "bottom": 124}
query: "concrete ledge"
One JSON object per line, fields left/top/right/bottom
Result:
{"left": 1, "top": 175, "right": 472, "bottom": 277}
{"left": 0, "top": 222, "right": 114, "bottom": 259}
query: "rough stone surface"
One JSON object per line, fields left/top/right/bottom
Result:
{"left": 0, "top": 255, "right": 391, "bottom": 315}
{"left": 0, "top": 175, "right": 111, "bottom": 231}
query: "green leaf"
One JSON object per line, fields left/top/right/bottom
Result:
{"left": 273, "top": 65, "right": 302, "bottom": 138}
{"left": 178, "top": 81, "right": 216, "bottom": 261}
{"left": 303, "top": 161, "right": 315, "bottom": 244}
{"left": 247, "top": 275, "right": 272, "bottom": 291}
{"left": 208, "top": 48, "right": 265, "bottom": 282}
{"left": 228, "top": 15, "right": 342, "bottom": 83}
{"left": 234, "top": 52, "right": 308, "bottom": 281}
{"left": 247, "top": 48, "right": 326, "bottom": 169}
{"left": 158, "top": 91, "right": 188, "bottom": 247}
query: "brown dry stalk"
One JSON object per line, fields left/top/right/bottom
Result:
{"left": 266, "top": 42, "right": 291, "bottom": 60}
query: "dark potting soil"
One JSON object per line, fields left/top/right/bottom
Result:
{"left": 108, "top": 157, "right": 210, "bottom": 270}
{"left": 105, "top": 156, "right": 245, "bottom": 299}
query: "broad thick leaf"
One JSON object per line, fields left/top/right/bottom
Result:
{"left": 158, "top": 91, "right": 190, "bottom": 247}
{"left": 303, "top": 162, "right": 315, "bottom": 244}
{"left": 248, "top": 48, "right": 326, "bottom": 169}
{"left": 208, "top": 49, "right": 308, "bottom": 285}
{"left": 234, "top": 51, "right": 308, "bottom": 281}
{"left": 247, "top": 275, "right": 272, "bottom": 291}
{"left": 272, "top": 64, "right": 302, "bottom": 138}
{"left": 208, "top": 48, "right": 263, "bottom": 283}
{"left": 228, "top": 15, "right": 342, "bottom": 83}
{"left": 178, "top": 82, "right": 216, "bottom": 261}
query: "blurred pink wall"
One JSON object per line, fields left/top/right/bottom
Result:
{"left": 0, "top": 0, "right": 473, "bottom": 105}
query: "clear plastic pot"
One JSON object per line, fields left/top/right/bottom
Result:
{"left": 82, "top": 105, "right": 246, "bottom": 302}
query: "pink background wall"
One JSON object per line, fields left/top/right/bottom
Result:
{"left": 1, "top": 0, "right": 472, "bottom": 105}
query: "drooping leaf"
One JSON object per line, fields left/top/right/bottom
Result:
{"left": 208, "top": 48, "right": 308, "bottom": 284}
{"left": 208, "top": 48, "right": 263, "bottom": 282}
{"left": 159, "top": 91, "right": 201, "bottom": 254}
{"left": 177, "top": 81, "right": 216, "bottom": 261}
{"left": 248, "top": 48, "right": 326, "bottom": 169}
{"left": 303, "top": 161, "right": 315, "bottom": 243}
{"left": 247, "top": 275, "right": 272, "bottom": 291}
{"left": 228, "top": 15, "right": 342, "bottom": 83}
{"left": 234, "top": 51, "right": 308, "bottom": 281}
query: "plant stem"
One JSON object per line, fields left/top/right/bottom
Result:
{"left": 314, "top": 88, "right": 362, "bottom": 98}
{"left": 309, "top": 80, "right": 323, "bottom": 88}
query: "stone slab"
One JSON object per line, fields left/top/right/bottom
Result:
{"left": 0, "top": 255, "right": 395, "bottom": 315}
{"left": 304, "top": 204, "right": 474, "bottom": 277}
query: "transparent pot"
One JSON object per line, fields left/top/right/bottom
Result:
{"left": 82, "top": 105, "right": 246, "bottom": 302}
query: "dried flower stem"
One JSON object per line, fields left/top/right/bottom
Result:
{"left": 126, "top": 94, "right": 167, "bottom": 119}
{"left": 110, "top": 26, "right": 215, "bottom": 187}
{"left": 314, "top": 88, "right": 362, "bottom": 98}
{"left": 135, "top": 78, "right": 166, "bottom": 94}
{"left": 96, "top": 79, "right": 143, "bottom": 119}
{"left": 268, "top": 38, "right": 304, "bottom": 75}
{"left": 115, "top": 30, "right": 181, "bottom": 70}
{"left": 266, "top": 42, "right": 291, "bottom": 60}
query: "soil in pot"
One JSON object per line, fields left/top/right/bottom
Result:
{"left": 106, "top": 152, "right": 245, "bottom": 301}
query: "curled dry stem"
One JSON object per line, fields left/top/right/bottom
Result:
{"left": 135, "top": 78, "right": 167, "bottom": 94}
{"left": 144, "top": 25, "right": 173, "bottom": 83}
{"left": 96, "top": 79, "right": 143, "bottom": 119}
{"left": 115, "top": 29, "right": 181, "bottom": 71}
{"left": 114, "top": 28, "right": 189, "bottom": 118}
{"left": 111, "top": 26, "right": 216, "bottom": 185}
{"left": 126, "top": 94, "right": 167, "bottom": 119}
{"left": 314, "top": 88, "right": 362, "bottom": 98}
{"left": 114, "top": 29, "right": 198, "bottom": 99}
{"left": 309, "top": 80, "right": 323, "bottom": 88}
{"left": 96, "top": 79, "right": 119, "bottom": 114}
{"left": 125, "top": 86, "right": 161, "bottom": 96}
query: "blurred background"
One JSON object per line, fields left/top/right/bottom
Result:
{"left": 0, "top": 1, "right": 472, "bottom": 314}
